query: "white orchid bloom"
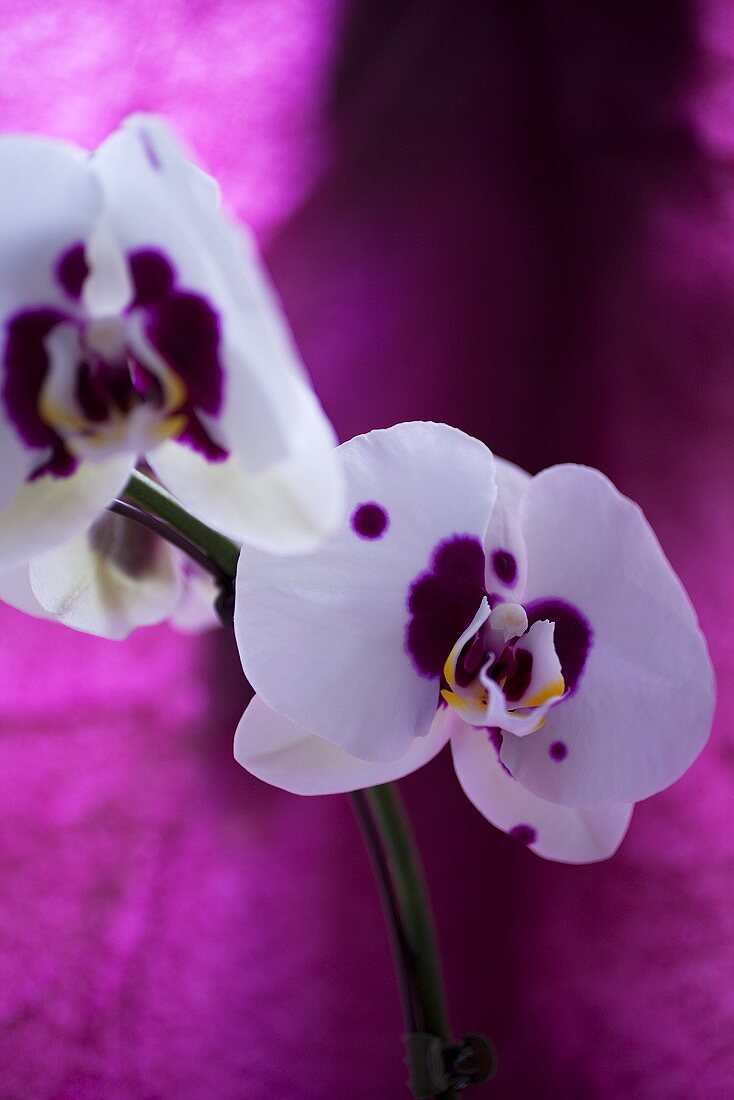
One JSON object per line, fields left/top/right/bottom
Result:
{"left": 0, "top": 114, "right": 344, "bottom": 569}
{"left": 233, "top": 422, "right": 715, "bottom": 865}
{"left": 0, "top": 510, "right": 219, "bottom": 640}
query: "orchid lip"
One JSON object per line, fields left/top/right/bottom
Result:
{"left": 438, "top": 590, "right": 591, "bottom": 739}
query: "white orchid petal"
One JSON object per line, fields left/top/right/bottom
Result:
{"left": 82, "top": 218, "right": 133, "bottom": 317}
{"left": 508, "top": 618, "right": 565, "bottom": 709}
{"left": 0, "top": 456, "right": 133, "bottom": 571}
{"left": 93, "top": 115, "right": 343, "bottom": 533}
{"left": 148, "top": 377, "right": 344, "bottom": 554}
{"left": 483, "top": 457, "right": 531, "bottom": 599}
{"left": 168, "top": 561, "right": 220, "bottom": 634}
{"left": 236, "top": 422, "right": 497, "bottom": 762}
{"left": 149, "top": 432, "right": 342, "bottom": 558}
{"left": 28, "top": 511, "right": 182, "bottom": 640}
{"left": 235, "top": 695, "right": 450, "bottom": 795}
{"left": 450, "top": 716, "right": 633, "bottom": 864}
{"left": 501, "top": 465, "right": 715, "bottom": 806}
{"left": 0, "top": 135, "right": 101, "bottom": 316}
{"left": 0, "top": 561, "right": 50, "bottom": 619}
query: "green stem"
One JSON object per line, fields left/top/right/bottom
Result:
{"left": 364, "top": 784, "right": 454, "bottom": 1045}
{"left": 123, "top": 470, "right": 241, "bottom": 579}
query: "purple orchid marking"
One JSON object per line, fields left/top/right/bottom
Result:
{"left": 549, "top": 740, "right": 569, "bottom": 761}
{"left": 55, "top": 242, "right": 88, "bottom": 300}
{"left": 1, "top": 244, "right": 228, "bottom": 479}
{"left": 524, "top": 598, "right": 592, "bottom": 695}
{"left": 138, "top": 250, "right": 227, "bottom": 461}
{"left": 351, "top": 501, "right": 389, "bottom": 540}
{"left": 491, "top": 547, "right": 517, "bottom": 587}
{"left": 3, "top": 307, "right": 78, "bottom": 478}
{"left": 509, "top": 824, "right": 537, "bottom": 846}
{"left": 405, "top": 535, "right": 487, "bottom": 678}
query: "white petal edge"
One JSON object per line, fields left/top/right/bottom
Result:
{"left": 450, "top": 716, "right": 633, "bottom": 864}
{"left": 235, "top": 695, "right": 451, "bottom": 795}
{"left": 0, "top": 561, "right": 51, "bottom": 619}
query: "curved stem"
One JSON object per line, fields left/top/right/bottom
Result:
{"left": 352, "top": 785, "right": 459, "bottom": 1099}
{"left": 123, "top": 469, "right": 241, "bottom": 579}
{"left": 363, "top": 785, "right": 454, "bottom": 1044}
{"left": 109, "top": 499, "right": 231, "bottom": 586}
{"left": 350, "top": 790, "right": 421, "bottom": 1035}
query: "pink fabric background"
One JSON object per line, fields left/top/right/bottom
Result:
{"left": 0, "top": 2, "right": 732, "bottom": 1096}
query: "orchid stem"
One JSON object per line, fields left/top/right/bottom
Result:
{"left": 123, "top": 469, "right": 241, "bottom": 579}
{"left": 355, "top": 784, "right": 458, "bottom": 1099}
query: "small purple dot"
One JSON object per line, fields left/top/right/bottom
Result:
{"left": 549, "top": 740, "right": 568, "bottom": 761}
{"left": 351, "top": 502, "right": 389, "bottom": 540}
{"left": 509, "top": 824, "right": 536, "bottom": 846}
{"left": 491, "top": 548, "right": 517, "bottom": 587}
{"left": 56, "top": 243, "right": 88, "bottom": 300}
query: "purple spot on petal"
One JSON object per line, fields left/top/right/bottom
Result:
{"left": 56, "top": 243, "right": 88, "bottom": 300}
{"left": 492, "top": 548, "right": 517, "bottom": 586}
{"left": 129, "top": 249, "right": 175, "bottom": 307}
{"left": 524, "top": 598, "right": 593, "bottom": 695}
{"left": 405, "top": 535, "right": 487, "bottom": 678}
{"left": 549, "top": 740, "right": 568, "bottom": 761}
{"left": 509, "top": 824, "right": 536, "bottom": 846}
{"left": 351, "top": 502, "right": 389, "bottom": 540}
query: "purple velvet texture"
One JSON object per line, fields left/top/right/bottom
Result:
{"left": 0, "top": 2, "right": 732, "bottom": 1097}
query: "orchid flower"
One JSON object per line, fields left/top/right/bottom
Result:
{"left": 0, "top": 114, "right": 344, "bottom": 572}
{"left": 233, "top": 422, "right": 715, "bottom": 864}
{"left": 0, "top": 510, "right": 219, "bottom": 640}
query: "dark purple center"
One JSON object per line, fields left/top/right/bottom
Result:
{"left": 509, "top": 824, "right": 537, "bottom": 846}
{"left": 524, "top": 598, "right": 592, "bottom": 695}
{"left": 405, "top": 535, "right": 487, "bottom": 678}
{"left": 502, "top": 647, "right": 533, "bottom": 702}
{"left": 491, "top": 548, "right": 517, "bottom": 587}
{"left": 351, "top": 502, "right": 389, "bottom": 540}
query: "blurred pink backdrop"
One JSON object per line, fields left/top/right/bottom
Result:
{"left": 0, "top": 2, "right": 733, "bottom": 1097}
